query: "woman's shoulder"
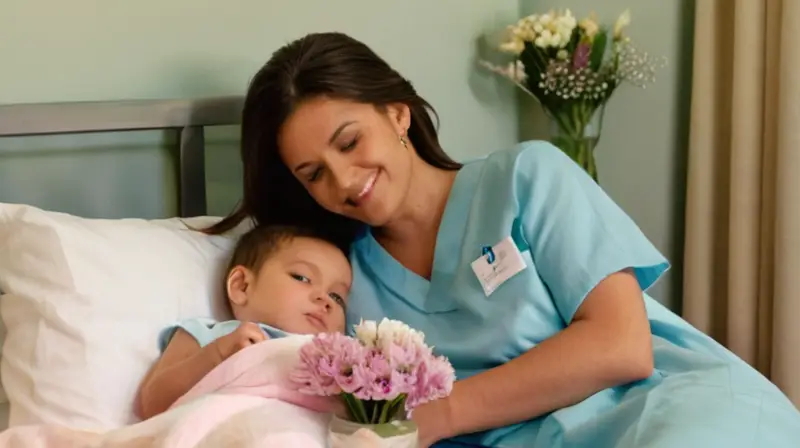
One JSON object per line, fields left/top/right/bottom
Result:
{"left": 461, "top": 140, "right": 579, "bottom": 200}
{"left": 464, "top": 140, "right": 575, "bottom": 179}
{"left": 481, "top": 139, "right": 574, "bottom": 170}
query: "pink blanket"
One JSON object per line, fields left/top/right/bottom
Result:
{"left": 0, "top": 335, "right": 343, "bottom": 447}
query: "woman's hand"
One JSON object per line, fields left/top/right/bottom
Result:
{"left": 424, "top": 269, "right": 653, "bottom": 438}
{"left": 411, "top": 396, "right": 456, "bottom": 448}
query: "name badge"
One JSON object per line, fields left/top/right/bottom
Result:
{"left": 470, "top": 236, "right": 527, "bottom": 296}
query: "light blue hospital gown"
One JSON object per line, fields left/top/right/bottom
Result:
{"left": 157, "top": 318, "right": 290, "bottom": 352}
{"left": 346, "top": 141, "right": 800, "bottom": 447}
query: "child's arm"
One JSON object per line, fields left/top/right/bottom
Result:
{"left": 136, "top": 322, "right": 267, "bottom": 420}
{"left": 135, "top": 328, "right": 221, "bottom": 420}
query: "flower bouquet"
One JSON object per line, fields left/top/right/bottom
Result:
{"left": 481, "top": 9, "right": 666, "bottom": 182}
{"left": 291, "top": 318, "right": 455, "bottom": 447}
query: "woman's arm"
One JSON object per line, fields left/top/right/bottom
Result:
{"left": 414, "top": 269, "right": 654, "bottom": 444}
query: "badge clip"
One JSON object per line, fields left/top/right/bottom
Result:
{"left": 481, "top": 245, "right": 496, "bottom": 264}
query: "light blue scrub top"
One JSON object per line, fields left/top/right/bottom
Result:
{"left": 158, "top": 317, "right": 290, "bottom": 352}
{"left": 346, "top": 141, "right": 800, "bottom": 447}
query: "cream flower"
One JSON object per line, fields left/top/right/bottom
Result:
{"left": 579, "top": 13, "right": 600, "bottom": 39}
{"left": 509, "top": 60, "right": 527, "bottom": 82}
{"left": 525, "top": 9, "right": 575, "bottom": 49}
{"left": 353, "top": 319, "right": 378, "bottom": 347}
{"left": 499, "top": 37, "right": 524, "bottom": 55}
{"left": 374, "top": 318, "right": 427, "bottom": 353}
{"left": 478, "top": 60, "right": 528, "bottom": 86}
{"left": 614, "top": 9, "right": 631, "bottom": 39}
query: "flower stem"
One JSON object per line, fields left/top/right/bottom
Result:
{"left": 547, "top": 104, "right": 600, "bottom": 182}
{"left": 378, "top": 401, "right": 390, "bottom": 424}
{"left": 370, "top": 401, "right": 378, "bottom": 423}
{"left": 343, "top": 393, "right": 369, "bottom": 423}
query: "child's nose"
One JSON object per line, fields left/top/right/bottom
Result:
{"left": 313, "top": 294, "right": 332, "bottom": 312}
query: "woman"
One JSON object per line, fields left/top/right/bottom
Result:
{"left": 207, "top": 32, "right": 800, "bottom": 447}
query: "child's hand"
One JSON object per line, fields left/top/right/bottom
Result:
{"left": 211, "top": 322, "right": 268, "bottom": 363}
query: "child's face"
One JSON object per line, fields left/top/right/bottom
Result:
{"left": 227, "top": 236, "right": 352, "bottom": 334}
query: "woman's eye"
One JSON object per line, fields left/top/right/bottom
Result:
{"left": 341, "top": 137, "right": 358, "bottom": 152}
{"left": 290, "top": 273, "right": 310, "bottom": 283}
{"left": 307, "top": 168, "right": 322, "bottom": 183}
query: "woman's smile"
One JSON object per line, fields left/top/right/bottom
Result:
{"left": 349, "top": 170, "right": 379, "bottom": 207}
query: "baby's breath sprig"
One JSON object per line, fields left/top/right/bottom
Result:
{"left": 612, "top": 40, "right": 667, "bottom": 88}
{"left": 478, "top": 8, "right": 666, "bottom": 182}
{"left": 539, "top": 62, "right": 612, "bottom": 102}
{"left": 480, "top": 9, "right": 665, "bottom": 106}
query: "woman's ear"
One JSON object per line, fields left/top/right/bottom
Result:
{"left": 226, "top": 265, "right": 253, "bottom": 307}
{"left": 385, "top": 103, "right": 411, "bottom": 136}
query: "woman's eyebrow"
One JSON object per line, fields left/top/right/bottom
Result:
{"left": 328, "top": 121, "right": 356, "bottom": 144}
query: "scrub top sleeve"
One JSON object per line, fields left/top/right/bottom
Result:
{"left": 516, "top": 142, "right": 670, "bottom": 324}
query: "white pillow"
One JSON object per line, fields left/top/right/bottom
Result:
{"left": 0, "top": 203, "right": 250, "bottom": 431}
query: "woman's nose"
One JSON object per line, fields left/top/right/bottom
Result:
{"left": 326, "top": 157, "right": 356, "bottom": 192}
{"left": 329, "top": 166, "right": 354, "bottom": 192}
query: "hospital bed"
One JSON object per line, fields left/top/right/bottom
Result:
{"left": 0, "top": 96, "right": 247, "bottom": 432}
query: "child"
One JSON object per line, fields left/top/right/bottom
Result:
{"left": 135, "top": 225, "right": 352, "bottom": 420}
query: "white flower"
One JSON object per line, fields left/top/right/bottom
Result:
{"left": 557, "top": 49, "right": 569, "bottom": 60}
{"left": 579, "top": 13, "right": 600, "bottom": 38}
{"left": 550, "top": 33, "right": 563, "bottom": 48}
{"left": 506, "top": 60, "right": 527, "bottom": 82}
{"left": 558, "top": 9, "right": 577, "bottom": 30}
{"left": 478, "top": 60, "right": 528, "bottom": 87}
{"left": 374, "top": 318, "right": 426, "bottom": 352}
{"left": 353, "top": 319, "right": 378, "bottom": 347}
{"left": 522, "top": 9, "right": 576, "bottom": 49}
{"left": 539, "top": 13, "right": 552, "bottom": 25}
{"left": 614, "top": 9, "right": 631, "bottom": 39}
{"left": 499, "top": 37, "right": 524, "bottom": 55}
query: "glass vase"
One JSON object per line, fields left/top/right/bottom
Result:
{"left": 546, "top": 104, "right": 605, "bottom": 182}
{"left": 328, "top": 414, "right": 419, "bottom": 448}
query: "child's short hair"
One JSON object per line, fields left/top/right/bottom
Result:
{"left": 226, "top": 225, "right": 332, "bottom": 275}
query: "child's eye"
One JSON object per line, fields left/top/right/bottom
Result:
{"left": 290, "top": 273, "right": 310, "bottom": 283}
{"left": 329, "top": 292, "right": 346, "bottom": 308}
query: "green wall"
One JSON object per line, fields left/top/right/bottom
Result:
{"left": 518, "top": 0, "right": 695, "bottom": 309}
{"left": 0, "top": 0, "right": 694, "bottom": 309}
{"left": 0, "top": 0, "right": 519, "bottom": 218}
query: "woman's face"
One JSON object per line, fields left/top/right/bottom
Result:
{"left": 278, "top": 96, "right": 413, "bottom": 227}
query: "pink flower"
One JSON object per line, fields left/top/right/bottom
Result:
{"left": 290, "top": 333, "right": 364, "bottom": 396}
{"left": 573, "top": 42, "right": 591, "bottom": 69}
{"left": 291, "top": 319, "right": 457, "bottom": 424}
{"left": 353, "top": 349, "right": 388, "bottom": 400}
{"left": 405, "top": 354, "right": 455, "bottom": 411}
{"left": 334, "top": 340, "right": 368, "bottom": 394}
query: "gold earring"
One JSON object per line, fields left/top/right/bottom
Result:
{"left": 399, "top": 135, "right": 408, "bottom": 149}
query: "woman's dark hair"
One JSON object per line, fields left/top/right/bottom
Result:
{"left": 204, "top": 31, "right": 461, "bottom": 251}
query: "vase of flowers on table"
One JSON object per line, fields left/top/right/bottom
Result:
{"left": 291, "top": 318, "right": 455, "bottom": 448}
{"left": 481, "top": 9, "right": 666, "bottom": 182}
